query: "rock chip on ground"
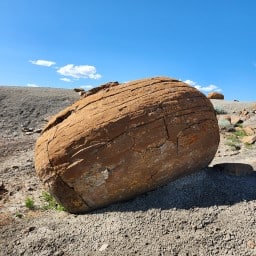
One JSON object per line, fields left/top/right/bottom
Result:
{"left": 243, "top": 126, "right": 255, "bottom": 136}
{"left": 241, "top": 135, "right": 256, "bottom": 145}
{"left": 35, "top": 77, "right": 220, "bottom": 213}
{"left": 230, "top": 115, "right": 243, "bottom": 125}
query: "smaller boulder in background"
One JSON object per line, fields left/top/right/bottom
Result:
{"left": 207, "top": 92, "right": 224, "bottom": 100}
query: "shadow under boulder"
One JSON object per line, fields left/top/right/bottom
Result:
{"left": 94, "top": 163, "right": 256, "bottom": 213}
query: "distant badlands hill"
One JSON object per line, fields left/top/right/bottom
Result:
{"left": 0, "top": 85, "right": 255, "bottom": 132}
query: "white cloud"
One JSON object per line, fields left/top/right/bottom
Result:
{"left": 184, "top": 79, "right": 222, "bottom": 93}
{"left": 60, "top": 77, "right": 72, "bottom": 82}
{"left": 184, "top": 79, "right": 197, "bottom": 86}
{"left": 29, "top": 59, "right": 56, "bottom": 67}
{"left": 27, "top": 83, "right": 40, "bottom": 87}
{"left": 80, "top": 85, "right": 94, "bottom": 90}
{"left": 194, "top": 84, "right": 221, "bottom": 92}
{"left": 57, "top": 64, "right": 101, "bottom": 79}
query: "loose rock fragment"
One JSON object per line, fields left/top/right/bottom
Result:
{"left": 241, "top": 135, "right": 256, "bottom": 145}
{"left": 243, "top": 126, "right": 255, "bottom": 136}
{"left": 230, "top": 115, "right": 243, "bottom": 125}
{"left": 99, "top": 243, "right": 109, "bottom": 252}
{"left": 247, "top": 240, "right": 256, "bottom": 249}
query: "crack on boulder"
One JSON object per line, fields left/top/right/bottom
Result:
{"left": 130, "top": 136, "right": 144, "bottom": 153}
{"left": 149, "top": 170, "right": 158, "bottom": 182}
{"left": 58, "top": 175, "right": 92, "bottom": 210}
{"left": 130, "top": 116, "right": 164, "bottom": 130}
{"left": 46, "top": 139, "right": 54, "bottom": 169}
{"left": 43, "top": 109, "right": 74, "bottom": 133}
{"left": 77, "top": 86, "right": 173, "bottom": 115}
{"left": 181, "top": 118, "right": 215, "bottom": 131}
{"left": 76, "top": 79, "right": 187, "bottom": 115}
{"left": 176, "top": 136, "right": 179, "bottom": 155}
{"left": 71, "top": 142, "right": 106, "bottom": 158}
{"left": 130, "top": 78, "right": 182, "bottom": 92}
{"left": 44, "top": 174, "right": 93, "bottom": 213}
{"left": 97, "top": 87, "right": 169, "bottom": 115}
{"left": 159, "top": 104, "right": 170, "bottom": 141}
{"left": 45, "top": 126, "right": 59, "bottom": 168}
{"left": 176, "top": 118, "right": 217, "bottom": 155}
{"left": 173, "top": 108, "right": 212, "bottom": 119}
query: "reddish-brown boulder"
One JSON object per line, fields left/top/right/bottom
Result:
{"left": 34, "top": 77, "right": 220, "bottom": 213}
{"left": 207, "top": 92, "right": 224, "bottom": 100}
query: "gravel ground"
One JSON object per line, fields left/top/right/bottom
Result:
{"left": 0, "top": 86, "right": 256, "bottom": 256}
{"left": 211, "top": 99, "right": 256, "bottom": 113}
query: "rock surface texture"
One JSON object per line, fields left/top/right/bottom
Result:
{"left": 207, "top": 92, "right": 224, "bottom": 100}
{"left": 34, "top": 77, "right": 220, "bottom": 213}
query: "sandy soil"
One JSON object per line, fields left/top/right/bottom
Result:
{"left": 0, "top": 86, "right": 256, "bottom": 256}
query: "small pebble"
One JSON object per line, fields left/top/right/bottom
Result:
{"left": 99, "top": 243, "right": 109, "bottom": 252}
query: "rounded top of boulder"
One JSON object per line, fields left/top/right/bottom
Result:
{"left": 207, "top": 91, "right": 224, "bottom": 100}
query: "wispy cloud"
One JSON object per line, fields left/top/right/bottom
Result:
{"left": 184, "top": 79, "right": 222, "bottom": 93}
{"left": 57, "top": 64, "right": 101, "bottom": 79}
{"left": 194, "top": 84, "right": 221, "bottom": 92}
{"left": 60, "top": 77, "right": 72, "bottom": 82}
{"left": 27, "top": 83, "right": 40, "bottom": 87}
{"left": 184, "top": 79, "right": 197, "bottom": 86}
{"left": 29, "top": 59, "right": 56, "bottom": 67}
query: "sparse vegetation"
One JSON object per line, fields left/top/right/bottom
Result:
{"left": 40, "top": 191, "right": 65, "bottom": 211}
{"left": 225, "top": 134, "right": 240, "bottom": 150}
{"left": 225, "top": 128, "right": 248, "bottom": 150}
{"left": 24, "top": 192, "right": 65, "bottom": 211}
{"left": 218, "top": 119, "right": 233, "bottom": 131}
{"left": 234, "top": 129, "right": 247, "bottom": 137}
{"left": 15, "top": 212, "right": 23, "bottom": 218}
{"left": 25, "top": 197, "right": 35, "bottom": 210}
{"left": 214, "top": 107, "right": 227, "bottom": 115}
{"left": 235, "top": 123, "right": 243, "bottom": 128}
{"left": 226, "top": 133, "right": 240, "bottom": 144}
{"left": 245, "top": 143, "right": 253, "bottom": 149}
{"left": 225, "top": 140, "right": 241, "bottom": 151}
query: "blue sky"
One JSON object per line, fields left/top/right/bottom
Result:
{"left": 0, "top": 0, "right": 256, "bottom": 100}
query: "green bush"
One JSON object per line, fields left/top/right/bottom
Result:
{"left": 15, "top": 212, "right": 23, "bottom": 218}
{"left": 40, "top": 191, "right": 65, "bottom": 211}
{"left": 214, "top": 107, "right": 227, "bottom": 115}
{"left": 234, "top": 129, "right": 247, "bottom": 137}
{"left": 25, "top": 197, "right": 35, "bottom": 210}
{"left": 225, "top": 128, "right": 248, "bottom": 150}
{"left": 218, "top": 119, "right": 234, "bottom": 132}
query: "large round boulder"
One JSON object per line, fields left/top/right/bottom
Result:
{"left": 34, "top": 77, "right": 220, "bottom": 213}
